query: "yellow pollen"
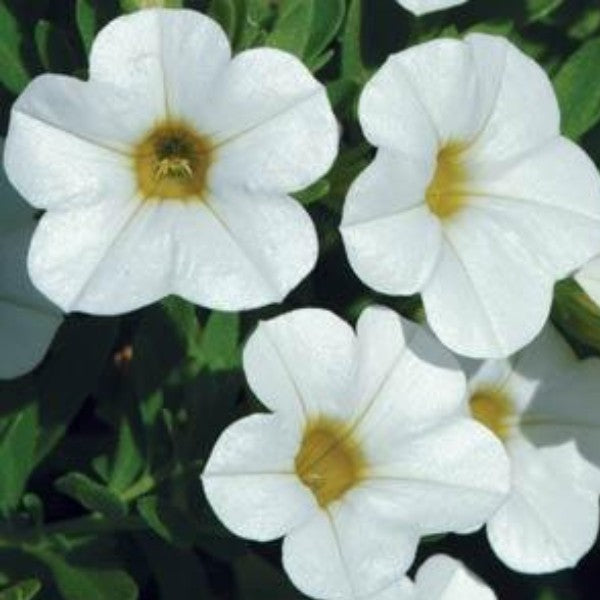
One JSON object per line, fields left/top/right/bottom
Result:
{"left": 133, "top": 121, "right": 213, "bottom": 201}
{"left": 426, "top": 143, "right": 469, "bottom": 220}
{"left": 469, "top": 387, "right": 515, "bottom": 441}
{"left": 295, "top": 418, "right": 366, "bottom": 508}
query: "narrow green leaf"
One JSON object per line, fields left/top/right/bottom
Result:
{"left": 34, "top": 20, "right": 75, "bottom": 73}
{"left": 196, "top": 311, "right": 240, "bottom": 371}
{"left": 0, "top": 405, "right": 37, "bottom": 515}
{"left": 554, "top": 37, "right": 600, "bottom": 139}
{"left": 55, "top": 472, "right": 128, "bottom": 519}
{"left": 0, "top": 579, "right": 41, "bottom": 600}
{"left": 36, "top": 551, "right": 137, "bottom": 600}
{"left": 266, "top": 0, "right": 312, "bottom": 56}
{"left": 294, "top": 178, "right": 331, "bottom": 206}
{"left": 304, "top": 0, "right": 345, "bottom": 63}
{"left": 526, "top": 0, "right": 563, "bottom": 23}
{"left": 341, "top": 0, "right": 368, "bottom": 83}
{"left": 0, "top": 2, "right": 30, "bottom": 93}
{"left": 120, "top": 0, "right": 183, "bottom": 12}
{"left": 137, "top": 495, "right": 194, "bottom": 547}
{"left": 76, "top": 0, "right": 119, "bottom": 55}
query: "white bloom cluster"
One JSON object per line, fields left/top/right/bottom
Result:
{"left": 2, "top": 5, "right": 600, "bottom": 600}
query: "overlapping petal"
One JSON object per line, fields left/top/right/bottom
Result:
{"left": 397, "top": 0, "right": 468, "bottom": 16}
{"left": 576, "top": 256, "right": 600, "bottom": 306}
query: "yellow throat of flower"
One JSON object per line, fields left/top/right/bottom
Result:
{"left": 469, "top": 387, "right": 516, "bottom": 441}
{"left": 133, "top": 121, "right": 214, "bottom": 201}
{"left": 426, "top": 143, "right": 469, "bottom": 220}
{"left": 295, "top": 418, "right": 366, "bottom": 508}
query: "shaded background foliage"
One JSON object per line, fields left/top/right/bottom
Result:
{"left": 1, "top": 0, "right": 600, "bottom": 598}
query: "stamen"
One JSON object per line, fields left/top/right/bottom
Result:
{"left": 426, "top": 143, "right": 469, "bottom": 220}
{"left": 469, "top": 386, "right": 516, "bottom": 441}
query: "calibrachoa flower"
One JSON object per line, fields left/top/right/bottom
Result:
{"left": 202, "top": 306, "right": 509, "bottom": 599}
{"left": 576, "top": 256, "right": 600, "bottom": 307}
{"left": 397, "top": 0, "right": 468, "bottom": 16}
{"left": 462, "top": 325, "right": 600, "bottom": 573}
{"left": 371, "top": 554, "right": 496, "bottom": 600}
{"left": 341, "top": 34, "right": 600, "bottom": 359}
{"left": 0, "top": 141, "right": 63, "bottom": 379}
{"left": 3, "top": 9, "right": 338, "bottom": 315}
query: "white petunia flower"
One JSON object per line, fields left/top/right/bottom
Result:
{"left": 371, "top": 554, "right": 496, "bottom": 600}
{"left": 397, "top": 0, "right": 468, "bottom": 17}
{"left": 202, "top": 306, "right": 509, "bottom": 599}
{"left": 3, "top": 9, "right": 338, "bottom": 315}
{"left": 341, "top": 34, "right": 600, "bottom": 359}
{"left": 0, "top": 141, "right": 63, "bottom": 379}
{"left": 461, "top": 325, "right": 600, "bottom": 573}
{"left": 576, "top": 256, "right": 600, "bottom": 307}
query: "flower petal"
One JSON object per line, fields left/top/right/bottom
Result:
{"left": 465, "top": 34, "right": 560, "bottom": 163}
{"left": 243, "top": 308, "right": 356, "bottom": 425}
{"left": 202, "top": 414, "right": 315, "bottom": 542}
{"left": 398, "top": 0, "right": 468, "bottom": 16}
{"left": 422, "top": 208, "right": 553, "bottom": 358}
{"left": 487, "top": 438, "right": 600, "bottom": 573}
{"left": 207, "top": 48, "right": 338, "bottom": 193}
{"left": 340, "top": 151, "right": 442, "bottom": 295}
{"left": 4, "top": 75, "right": 138, "bottom": 210}
{"left": 282, "top": 503, "right": 418, "bottom": 599}
{"left": 576, "top": 256, "right": 600, "bottom": 306}
{"left": 350, "top": 306, "right": 466, "bottom": 437}
{"left": 28, "top": 188, "right": 317, "bottom": 314}
{"left": 415, "top": 554, "right": 496, "bottom": 599}
{"left": 468, "top": 137, "right": 600, "bottom": 279}
{"left": 522, "top": 358, "right": 600, "bottom": 467}
{"left": 89, "top": 9, "right": 231, "bottom": 124}
{"left": 0, "top": 223, "right": 62, "bottom": 379}
{"left": 362, "top": 419, "right": 510, "bottom": 534}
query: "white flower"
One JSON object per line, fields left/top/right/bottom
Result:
{"left": 372, "top": 554, "right": 496, "bottom": 600}
{"left": 0, "top": 141, "right": 63, "bottom": 379}
{"left": 202, "top": 306, "right": 509, "bottom": 599}
{"left": 397, "top": 0, "right": 468, "bottom": 16}
{"left": 461, "top": 325, "right": 600, "bottom": 573}
{"left": 576, "top": 256, "right": 600, "bottom": 307}
{"left": 341, "top": 34, "right": 600, "bottom": 359}
{"left": 3, "top": 9, "right": 338, "bottom": 316}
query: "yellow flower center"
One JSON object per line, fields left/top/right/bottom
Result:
{"left": 295, "top": 418, "right": 366, "bottom": 508}
{"left": 133, "top": 121, "right": 214, "bottom": 201}
{"left": 469, "top": 387, "right": 516, "bottom": 441}
{"left": 426, "top": 143, "right": 469, "bottom": 220}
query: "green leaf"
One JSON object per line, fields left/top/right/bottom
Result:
{"left": 294, "top": 178, "right": 331, "bottom": 206}
{"left": 35, "top": 551, "right": 137, "bottom": 600}
{"left": 341, "top": 0, "right": 368, "bottom": 83}
{"left": 554, "top": 37, "right": 600, "bottom": 139}
{"left": 196, "top": 311, "right": 240, "bottom": 372}
{"left": 34, "top": 20, "right": 75, "bottom": 73}
{"left": 526, "top": 0, "right": 563, "bottom": 23}
{"left": 266, "top": 0, "right": 344, "bottom": 68}
{"left": 0, "top": 579, "right": 41, "bottom": 600}
{"left": 0, "top": 405, "right": 37, "bottom": 516}
{"left": 55, "top": 473, "right": 128, "bottom": 519}
{"left": 0, "top": 2, "right": 30, "bottom": 93}
{"left": 76, "top": 0, "right": 119, "bottom": 55}
{"left": 137, "top": 495, "right": 194, "bottom": 547}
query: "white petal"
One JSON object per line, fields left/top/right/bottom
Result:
{"left": 415, "top": 554, "right": 496, "bottom": 600}
{"left": 522, "top": 358, "right": 600, "bottom": 468}
{"left": 243, "top": 309, "right": 356, "bottom": 425}
{"left": 282, "top": 503, "right": 418, "bottom": 599}
{"left": 487, "top": 438, "right": 600, "bottom": 573}
{"left": 368, "top": 579, "right": 416, "bottom": 600}
{"left": 340, "top": 151, "right": 442, "bottom": 295}
{"left": 576, "top": 255, "right": 600, "bottom": 306}
{"left": 398, "top": 0, "right": 468, "bottom": 16}
{"left": 0, "top": 222, "right": 62, "bottom": 379}
{"left": 89, "top": 9, "right": 231, "bottom": 124}
{"left": 4, "top": 75, "right": 138, "bottom": 211}
{"left": 28, "top": 189, "right": 317, "bottom": 314}
{"left": 468, "top": 137, "right": 600, "bottom": 279}
{"left": 362, "top": 419, "right": 510, "bottom": 534}
{"left": 202, "top": 414, "right": 315, "bottom": 542}
{"left": 422, "top": 209, "right": 554, "bottom": 358}
{"left": 465, "top": 34, "right": 560, "bottom": 163}
{"left": 207, "top": 48, "right": 338, "bottom": 193}
{"left": 350, "top": 306, "right": 466, "bottom": 440}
